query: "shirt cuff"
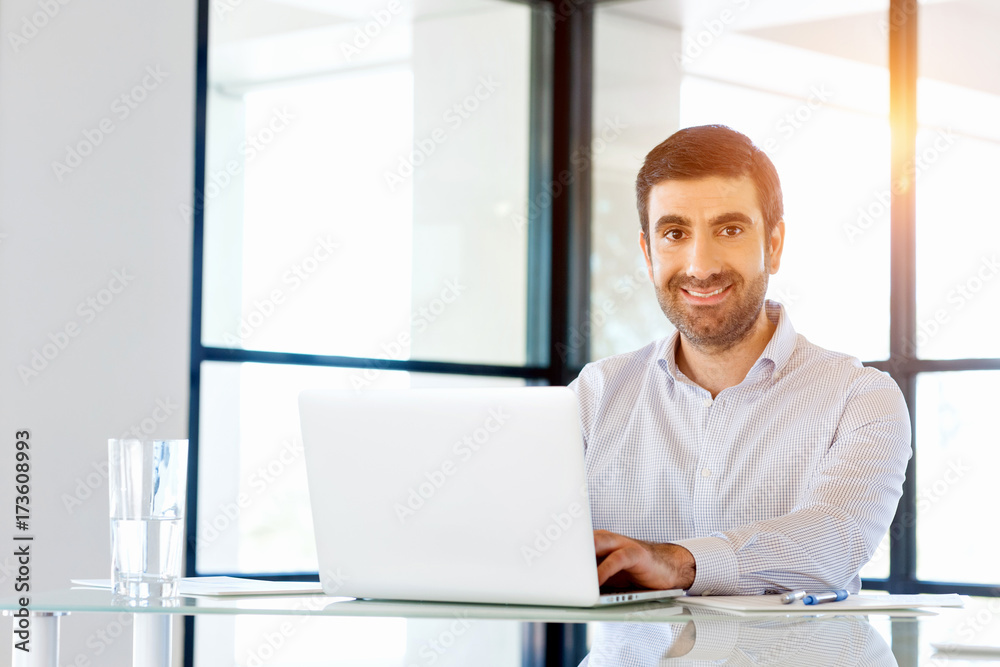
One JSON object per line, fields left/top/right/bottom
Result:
{"left": 672, "top": 536, "right": 739, "bottom": 596}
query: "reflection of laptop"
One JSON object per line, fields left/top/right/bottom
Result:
{"left": 298, "top": 386, "right": 683, "bottom": 607}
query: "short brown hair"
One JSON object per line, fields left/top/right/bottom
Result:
{"left": 636, "top": 125, "right": 783, "bottom": 242}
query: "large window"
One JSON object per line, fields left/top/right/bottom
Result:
{"left": 198, "top": 0, "right": 538, "bottom": 578}
{"left": 193, "top": 1, "right": 549, "bottom": 663}
{"left": 912, "top": 0, "right": 1000, "bottom": 589}
{"left": 191, "top": 0, "right": 999, "bottom": 664}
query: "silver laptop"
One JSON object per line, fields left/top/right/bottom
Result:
{"left": 298, "top": 386, "right": 683, "bottom": 607}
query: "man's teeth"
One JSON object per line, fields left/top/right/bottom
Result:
{"left": 686, "top": 286, "right": 726, "bottom": 298}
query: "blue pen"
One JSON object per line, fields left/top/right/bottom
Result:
{"left": 803, "top": 589, "right": 849, "bottom": 605}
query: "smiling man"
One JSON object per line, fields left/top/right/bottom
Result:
{"left": 571, "top": 125, "right": 911, "bottom": 595}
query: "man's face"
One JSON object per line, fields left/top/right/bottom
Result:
{"left": 640, "top": 175, "right": 784, "bottom": 352}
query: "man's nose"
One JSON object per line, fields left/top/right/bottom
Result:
{"left": 684, "top": 235, "right": 722, "bottom": 280}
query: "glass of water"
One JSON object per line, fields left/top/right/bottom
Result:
{"left": 108, "top": 439, "right": 188, "bottom": 598}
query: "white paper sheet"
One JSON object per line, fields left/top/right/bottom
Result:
{"left": 71, "top": 576, "right": 326, "bottom": 597}
{"left": 680, "top": 593, "right": 965, "bottom": 615}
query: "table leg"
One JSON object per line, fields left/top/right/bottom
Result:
{"left": 12, "top": 612, "right": 60, "bottom": 667}
{"left": 133, "top": 613, "right": 172, "bottom": 667}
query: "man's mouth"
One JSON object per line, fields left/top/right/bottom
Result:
{"left": 682, "top": 285, "right": 729, "bottom": 299}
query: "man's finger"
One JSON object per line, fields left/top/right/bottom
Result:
{"left": 596, "top": 547, "right": 638, "bottom": 586}
{"left": 593, "top": 530, "right": 630, "bottom": 557}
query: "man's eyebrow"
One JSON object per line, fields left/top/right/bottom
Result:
{"left": 710, "top": 211, "right": 755, "bottom": 226}
{"left": 652, "top": 214, "right": 690, "bottom": 233}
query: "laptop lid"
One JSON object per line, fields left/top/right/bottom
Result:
{"left": 299, "top": 386, "right": 602, "bottom": 607}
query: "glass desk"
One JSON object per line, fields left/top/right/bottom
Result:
{"left": 4, "top": 589, "right": 1000, "bottom": 666}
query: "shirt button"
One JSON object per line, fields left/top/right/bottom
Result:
{"left": 701, "top": 468, "right": 712, "bottom": 478}
{"left": 702, "top": 397, "right": 713, "bottom": 407}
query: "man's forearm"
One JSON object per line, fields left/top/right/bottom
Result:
{"left": 651, "top": 541, "right": 696, "bottom": 590}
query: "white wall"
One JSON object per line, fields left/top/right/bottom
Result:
{"left": 0, "top": 0, "right": 196, "bottom": 664}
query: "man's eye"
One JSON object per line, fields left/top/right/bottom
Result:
{"left": 664, "top": 229, "right": 684, "bottom": 241}
{"left": 722, "top": 226, "right": 742, "bottom": 236}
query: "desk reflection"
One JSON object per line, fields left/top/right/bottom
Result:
{"left": 580, "top": 612, "right": 897, "bottom": 666}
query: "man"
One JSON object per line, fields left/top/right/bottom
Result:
{"left": 572, "top": 125, "right": 911, "bottom": 595}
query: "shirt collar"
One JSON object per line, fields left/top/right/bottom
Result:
{"left": 657, "top": 299, "right": 797, "bottom": 383}
{"left": 752, "top": 299, "right": 797, "bottom": 379}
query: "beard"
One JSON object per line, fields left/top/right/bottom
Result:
{"left": 653, "top": 266, "right": 769, "bottom": 352}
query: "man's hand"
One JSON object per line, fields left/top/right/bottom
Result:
{"left": 594, "top": 530, "right": 696, "bottom": 590}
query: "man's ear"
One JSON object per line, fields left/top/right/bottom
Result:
{"left": 768, "top": 219, "right": 785, "bottom": 274}
{"left": 639, "top": 230, "right": 654, "bottom": 282}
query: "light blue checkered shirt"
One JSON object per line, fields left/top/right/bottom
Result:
{"left": 570, "top": 300, "right": 911, "bottom": 595}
